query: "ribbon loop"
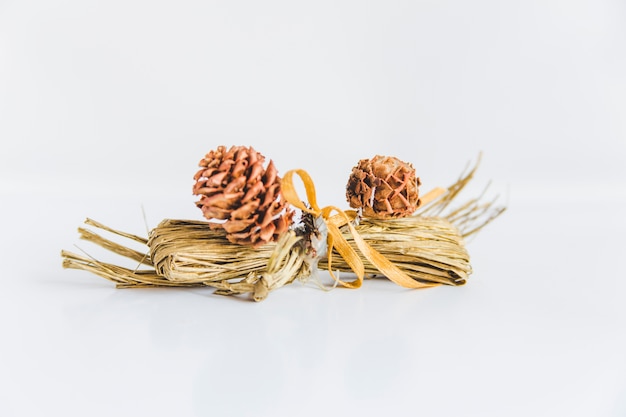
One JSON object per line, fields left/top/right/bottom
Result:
{"left": 281, "top": 169, "right": 364, "bottom": 287}
{"left": 281, "top": 169, "right": 321, "bottom": 215}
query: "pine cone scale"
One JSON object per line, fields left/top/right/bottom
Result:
{"left": 222, "top": 217, "right": 257, "bottom": 233}
{"left": 199, "top": 192, "right": 244, "bottom": 209}
{"left": 223, "top": 175, "right": 247, "bottom": 194}
{"left": 247, "top": 162, "right": 264, "bottom": 183}
{"left": 231, "top": 200, "right": 260, "bottom": 219}
{"left": 263, "top": 160, "right": 278, "bottom": 185}
{"left": 241, "top": 181, "right": 265, "bottom": 203}
{"left": 200, "top": 206, "right": 230, "bottom": 219}
{"left": 261, "top": 185, "right": 278, "bottom": 207}
{"left": 259, "top": 223, "right": 276, "bottom": 242}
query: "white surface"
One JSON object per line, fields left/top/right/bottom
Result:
{"left": 1, "top": 1, "right": 625, "bottom": 416}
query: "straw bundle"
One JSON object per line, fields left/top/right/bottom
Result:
{"left": 320, "top": 216, "right": 469, "bottom": 286}
{"left": 61, "top": 219, "right": 310, "bottom": 300}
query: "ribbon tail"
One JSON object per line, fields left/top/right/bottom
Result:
{"left": 326, "top": 222, "right": 363, "bottom": 289}
{"left": 345, "top": 222, "right": 439, "bottom": 289}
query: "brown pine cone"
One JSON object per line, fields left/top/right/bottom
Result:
{"left": 346, "top": 155, "right": 421, "bottom": 219}
{"left": 193, "top": 145, "right": 294, "bottom": 247}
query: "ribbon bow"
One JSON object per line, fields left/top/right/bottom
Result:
{"left": 281, "top": 169, "right": 437, "bottom": 289}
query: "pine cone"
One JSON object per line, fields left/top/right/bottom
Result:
{"left": 193, "top": 145, "right": 294, "bottom": 247}
{"left": 346, "top": 155, "right": 421, "bottom": 219}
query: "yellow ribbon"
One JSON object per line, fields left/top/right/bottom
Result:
{"left": 281, "top": 169, "right": 438, "bottom": 290}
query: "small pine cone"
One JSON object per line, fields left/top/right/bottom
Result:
{"left": 346, "top": 155, "right": 421, "bottom": 219}
{"left": 193, "top": 145, "right": 294, "bottom": 247}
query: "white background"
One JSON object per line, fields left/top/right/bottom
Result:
{"left": 1, "top": 1, "right": 625, "bottom": 416}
